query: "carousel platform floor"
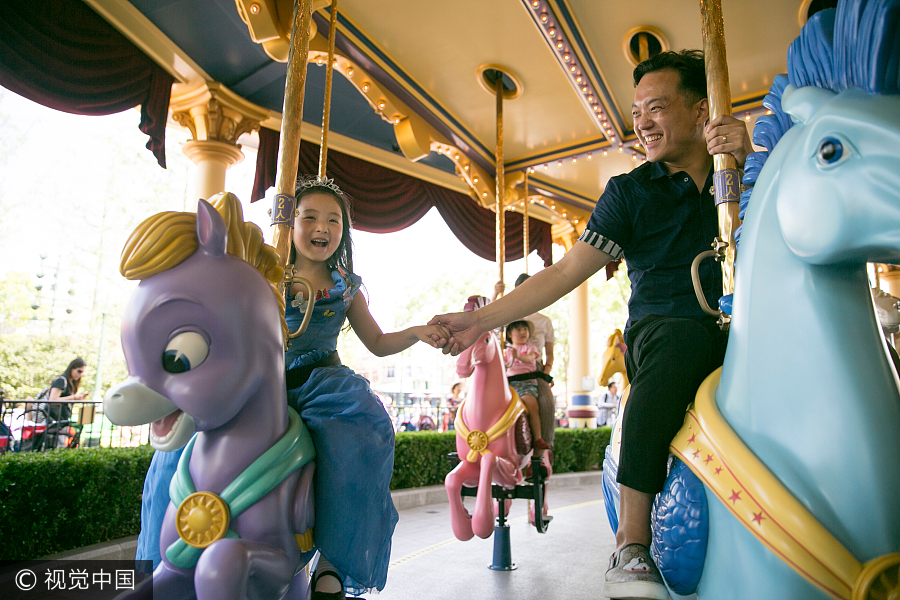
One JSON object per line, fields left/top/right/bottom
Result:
{"left": 381, "top": 471, "right": 617, "bottom": 600}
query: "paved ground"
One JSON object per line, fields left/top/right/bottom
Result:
{"left": 381, "top": 475, "right": 617, "bottom": 600}
{"left": 28, "top": 473, "right": 618, "bottom": 600}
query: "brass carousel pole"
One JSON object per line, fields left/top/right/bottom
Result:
{"left": 523, "top": 170, "right": 529, "bottom": 275}
{"left": 495, "top": 76, "right": 505, "bottom": 294}
{"left": 318, "top": 0, "right": 338, "bottom": 179}
{"left": 271, "top": 0, "right": 313, "bottom": 267}
{"left": 270, "top": 0, "right": 315, "bottom": 339}
{"left": 700, "top": 0, "right": 741, "bottom": 300}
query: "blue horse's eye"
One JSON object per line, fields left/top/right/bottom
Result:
{"left": 817, "top": 137, "right": 843, "bottom": 164}
{"left": 162, "top": 331, "right": 209, "bottom": 374}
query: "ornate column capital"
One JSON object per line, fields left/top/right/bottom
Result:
{"left": 170, "top": 82, "right": 270, "bottom": 147}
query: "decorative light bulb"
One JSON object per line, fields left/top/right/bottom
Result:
{"left": 618, "top": 145, "right": 624, "bottom": 153}
{"left": 602, "top": 150, "right": 608, "bottom": 157}
{"left": 576, "top": 76, "right": 582, "bottom": 83}
{"left": 362, "top": 82, "right": 370, "bottom": 92}
{"left": 557, "top": 160, "right": 562, "bottom": 167}
{"left": 473, "top": 176, "right": 479, "bottom": 183}
{"left": 541, "top": 13, "right": 548, "bottom": 22}
{"left": 378, "top": 101, "right": 386, "bottom": 109}
{"left": 572, "top": 156, "right": 577, "bottom": 163}
{"left": 250, "top": 3, "right": 260, "bottom": 14}
{"left": 557, "top": 42, "right": 563, "bottom": 49}
{"left": 482, "top": 191, "right": 488, "bottom": 197}
{"left": 347, "top": 67, "right": 354, "bottom": 77}
{"left": 587, "top": 152, "right": 592, "bottom": 160}
{"left": 543, "top": 164, "right": 548, "bottom": 170}
{"left": 548, "top": 28, "right": 556, "bottom": 36}
{"left": 632, "top": 154, "right": 638, "bottom": 160}
{"left": 464, "top": 164, "right": 469, "bottom": 170}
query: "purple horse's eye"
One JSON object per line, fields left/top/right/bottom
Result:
{"left": 162, "top": 331, "right": 209, "bottom": 374}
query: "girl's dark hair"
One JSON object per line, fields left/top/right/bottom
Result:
{"left": 505, "top": 320, "right": 531, "bottom": 344}
{"left": 633, "top": 49, "right": 707, "bottom": 106}
{"left": 291, "top": 178, "right": 354, "bottom": 275}
{"left": 64, "top": 357, "right": 85, "bottom": 395}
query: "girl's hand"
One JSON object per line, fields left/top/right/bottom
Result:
{"left": 509, "top": 348, "right": 520, "bottom": 360}
{"left": 427, "top": 311, "right": 483, "bottom": 356}
{"left": 705, "top": 115, "right": 754, "bottom": 169}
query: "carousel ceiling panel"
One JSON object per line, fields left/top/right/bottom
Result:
{"left": 99, "top": 0, "right": 813, "bottom": 221}
{"left": 333, "top": 0, "right": 601, "bottom": 164}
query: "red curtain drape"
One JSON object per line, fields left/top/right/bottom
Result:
{"left": 0, "top": 0, "right": 174, "bottom": 168}
{"left": 252, "top": 127, "right": 552, "bottom": 266}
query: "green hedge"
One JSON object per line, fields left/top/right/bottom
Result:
{"left": 0, "top": 427, "right": 610, "bottom": 560}
{"left": 0, "top": 446, "right": 153, "bottom": 561}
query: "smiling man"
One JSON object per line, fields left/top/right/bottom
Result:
{"left": 430, "top": 50, "right": 753, "bottom": 599}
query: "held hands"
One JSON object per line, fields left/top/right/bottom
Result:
{"left": 427, "top": 311, "right": 483, "bottom": 356}
{"left": 705, "top": 115, "right": 754, "bottom": 169}
{"left": 416, "top": 323, "right": 451, "bottom": 349}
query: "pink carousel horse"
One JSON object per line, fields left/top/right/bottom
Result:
{"left": 444, "top": 297, "right": 552, "bottom": 545}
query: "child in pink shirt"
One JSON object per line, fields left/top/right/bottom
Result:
{"left": 505, "top": 320, "right": 550, "bottom": 456}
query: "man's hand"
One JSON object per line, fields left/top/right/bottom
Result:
{"left": 705, "top": 115, "right": 754, "bottom": 168}
{"left": 427, "top": 311, "right": 484, "bottom": 356}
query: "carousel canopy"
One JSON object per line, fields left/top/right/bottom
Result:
{"left": 0, "top": 0, "right": 820, "bottom": 250}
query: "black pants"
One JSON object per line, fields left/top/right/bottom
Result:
{"left": 617, "top": 315, "right": 727, "bottom": 494}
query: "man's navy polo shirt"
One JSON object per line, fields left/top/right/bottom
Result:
{"left": 578, "top": 160, "right": 722, "bottom": 334}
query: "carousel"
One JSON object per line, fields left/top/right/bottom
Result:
{"left": 1, "top": 0, "right": 897, "bottom": 598}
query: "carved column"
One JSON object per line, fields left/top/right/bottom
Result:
{"left": 552, "top": 225, "right": 597, "bottom": 428}
{"left": 170, "top": 82, "right": 269, "bottom": 204}
{"left": 566, "top": 280, "right": 597, "bottom": 428}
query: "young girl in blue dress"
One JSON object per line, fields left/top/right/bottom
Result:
{"left": 136, "top": 179, "right": 448, "bottom": 599}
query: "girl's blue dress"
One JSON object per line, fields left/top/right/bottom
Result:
{"left": 137, "top": 269, "right": 399, "bottom": 595}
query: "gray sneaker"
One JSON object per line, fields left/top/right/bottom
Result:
{"left": 603, "top": 543, "right": 669, "bottom": 600}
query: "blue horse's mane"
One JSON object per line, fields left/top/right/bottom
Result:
{"left": 737, "top": 0, "right": 900, "bottom": 245}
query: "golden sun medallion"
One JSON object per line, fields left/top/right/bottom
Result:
{"left": 175, "top": 491, "right": 231, "bottom": 548}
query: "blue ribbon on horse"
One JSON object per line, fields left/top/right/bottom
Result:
{"left": 165, "top": 407, "right": 315, "bottom": 569}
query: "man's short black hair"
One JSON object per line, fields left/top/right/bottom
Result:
{"left": 514, "top": 273, "right": 530, "bottom": 288}
{"left": 633, "top": 50, "right": 707, "bottom": 106}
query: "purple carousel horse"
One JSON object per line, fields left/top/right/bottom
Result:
{"left": 104, "top": 195, "right": 316, "bottom": 600}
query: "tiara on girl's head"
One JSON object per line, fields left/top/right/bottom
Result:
{"left": 296, "top": 176, "right": 344, "bottom": 196}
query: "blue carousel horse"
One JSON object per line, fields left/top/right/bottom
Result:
{"left": 603, "top": 1, "right": 900, "bottom": 598}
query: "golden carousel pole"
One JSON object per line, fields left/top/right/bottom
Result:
{"left": 701, "top": 0, "right": 741, "bottom": 304}
{"left": 523, "top": 171, "right": 529, "bottom": 275}
{"left": 270, "top": 0, "right": 315, "bottom": 339}
{"left": 318, "top": 0, "right": 338, "bottom": 179}
{"left": 495, "top": 76, "right": 505, "bottom": 295}
{"left": 271, "top": 0, "right": 313, "bottom": 267}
